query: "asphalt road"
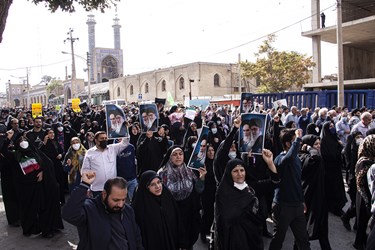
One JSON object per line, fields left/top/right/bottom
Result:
{"left": 0, "top": 185, "right": 362, "bottom": 250}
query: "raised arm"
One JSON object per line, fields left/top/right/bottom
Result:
{"left": 62, "top": 171, "right": 96, "bottom": 227}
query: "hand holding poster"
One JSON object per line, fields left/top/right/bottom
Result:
{"left": 139, "top": 104, "right": 159, "bottom": 133}
{"left": 239, "top": 113, "right": 266, "bottom": 154}
{"left": 187, "top": 126, "right": 209, "bottom": 170}
{"left": 72, "top": 98, "right": 81, "bottom": 113}
{"left": 32, "top": 103, "right": 42, "bottom": 118}
{"left": 105, "top": 104, "right": 129, "bottom": 139}
{"left": 240, "top": 93, "right": 253, "bottom": 113}
{"left": 79, "top": 102, "right": 91, "bottom": 114}
{"left": 185, "top": 108, "right": 196, "bottom": 121}
{"left": 272, "top": 99, "right": 288, "bottom": 110}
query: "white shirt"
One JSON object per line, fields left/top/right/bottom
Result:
{"left": 351, "top": 121, "right": 369, "bottom": 138}
{"left": 81, "top": 139, "right": 129, "bottom": 191}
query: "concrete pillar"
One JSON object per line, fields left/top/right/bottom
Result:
{"left": 311, "top": 0, "right": 322, "bottom": 83}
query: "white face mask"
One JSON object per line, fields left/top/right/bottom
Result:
{"left": 211, "top": 128, "right": 218, "bottom": 134}
{"left": 228, "top": 151, "right": 237, "bottom": 159}
{"left": 192, "top": 143, "right": 197, "bottom": 148}
{"left": 20, "top": 141, "right": 29, "bottom": 149}
{"left": 72, "top": 143, "right": 80, "bottom": 151}
{"left": 57, "top": 127, "right": 64, "bottom": 132}
{"left": 315, "top": 127, "right": 320, "bottom": 133}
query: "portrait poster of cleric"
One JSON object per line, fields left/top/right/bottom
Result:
{"left": 139, "top": 104, "right": 159, "bottom": 133}
{"left": 105, "top": 104, "right": 129, "bottom": 139}
{"left": 272, "top": 99, "right": 288, "bottom": 110}
{"left": 240, "top": 92, "right": 253, "bottom": 113}
{"left": 239, "top": 113, "right": 266, "bottom": 154}
{"left": 187, "top": 126, "right": 209, "bottom": 170}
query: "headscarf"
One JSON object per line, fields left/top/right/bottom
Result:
{"left": 366, "top": 128, "right": 375, "bottom": 136}
{"left": 306, "top": 123, "right": 320, "bottom": 136}
{"left": 15, "top": 136, "right": 42, "bottom": 164}
{"left": 15, "top": 136, "right": 43, "bottom": 175}
{"left": 355, "top": 134, "right": 375, "bottom": 206}
{"left": 215, "top": 158, "right": 262, "bottom": 250}
{"left": 63, "top": 142, "right": 87, "bottom": 184}
{"left": 132, "top": 171, "right": 182, "bottom": 250}
{"left": 301, "top": 134, "right": 320, "bottom": 148}
{"left": 159, "top": 146, "right": 197, "bottom": 201}
{"left": 320, "top": 121, "right": 342, "bottom": 161}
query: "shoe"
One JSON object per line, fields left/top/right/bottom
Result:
{"left": 263, "top": 230, "right": 274, "bottom": 238}
{"left": 340, "top": 215, "right": 351, "bottom": 231}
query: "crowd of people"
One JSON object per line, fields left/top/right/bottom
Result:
{"left": 1, "top": 100, "right": 375, "bottom": 250}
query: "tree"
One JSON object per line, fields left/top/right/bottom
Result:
{"left": 46, "top": 78, "right": 63, "bottom": 93}
{"left": 0, "top": 0, "right": 119, "bottom": 43}
{"left": 40, "top": 75, "right": 52, "bottom": 85}
{"left": 241, "top": 34, "right": 315, "bottom": 93}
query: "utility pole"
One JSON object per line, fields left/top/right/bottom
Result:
{"left": 64, "top": 28, "right": 78, "bottom": 80}
{"left": 337, "top": 0, "right": 344, "bottom": 107}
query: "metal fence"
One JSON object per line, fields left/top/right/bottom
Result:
{"left": 250, "top": 89, "right": 375, "bottom": 110}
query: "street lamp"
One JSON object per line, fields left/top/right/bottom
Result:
{"left": 62, "top": 51, "right": 91, "bottom": 104}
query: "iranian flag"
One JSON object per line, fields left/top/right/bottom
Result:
{"left": 19, "top": 157, "right": 40, "bottom": 175}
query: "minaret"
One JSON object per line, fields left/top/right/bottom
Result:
{"left": 112, "top": 15, "right": 121, "bottom": 50}
{"left": 86, "top": 15, "right": 96, "bottom": 82}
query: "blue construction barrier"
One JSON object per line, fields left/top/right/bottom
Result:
{"left": 250, "top": 89, "right": 375, "bottom": 110}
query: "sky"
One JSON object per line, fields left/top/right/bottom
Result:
{"left": 0, "top": 0, "right": 338, "bottom": 93}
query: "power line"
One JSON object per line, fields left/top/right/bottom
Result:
{"left": 0, "top": 59, "right": 71, "bottom": 71}
{"left": 214, "top": 3, "right": 336, "bottom": 55}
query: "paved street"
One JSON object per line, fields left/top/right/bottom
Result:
{"left": 0, "top": 187, "right": 361, "bottom": 250}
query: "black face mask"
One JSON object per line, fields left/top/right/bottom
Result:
{"left": 99, "top": 140, "right": 108, "bottom": 149}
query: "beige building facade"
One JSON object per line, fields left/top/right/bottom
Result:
{"left": 109, "top": 62, "right": 255, "bottom": 103}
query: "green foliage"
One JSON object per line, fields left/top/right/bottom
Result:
{"left": 241, "top": 35, "right": 315, "bottom": 93}
{"left": 46, "top": 78, "right": 63, "bottom": 92}
{"left": 29, "top": 0, "right": 120, "bottom": 13}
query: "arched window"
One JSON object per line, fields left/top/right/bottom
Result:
{"left": 161, "top": 80, "right": 166, "bottom": 92}
{"left": 214, "top": 73, "right": 220, "bottom": 87}
{"left": 179, "top": 77, "right": 185, "bottom": 90}
{"left": 117, "top": 87, "right": 121, "bottom": 97}
{"left": 130, "top": 85, "right": 134, "bottom": 95}
{"left": 101, "top": 56, "right": 118, "bottom": 81}
{"left": 145, "top": 83, "right": 149, "bottom": 93}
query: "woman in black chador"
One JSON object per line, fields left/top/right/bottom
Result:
{"left": 299, "top": 134, "right": 331, "bottom": 249}
{"left": 39, "top": 128, "right": 65, "bottom": 204}
{"left": 1, "top": 131, "right": 63, "bottom": 238}
{"left": 132, "top": 170, "right": 184, "bottom": 250}
{"left": 320, "top": 121, "right": 347, "bottom": 216}
{"left": 215, "top": 158, "right": 264, "bottom": 250}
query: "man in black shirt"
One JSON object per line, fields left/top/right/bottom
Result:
{"left": 26, "top": 116, "right": 45, "bottom": 148}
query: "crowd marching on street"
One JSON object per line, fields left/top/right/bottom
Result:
{"left": 1, "top": 98, "right": 375, "bottom": 250}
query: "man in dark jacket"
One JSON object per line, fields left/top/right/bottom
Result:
{"left": 269, "top": 128, "right": 310, "bottom": 250}
{"left": 62, "top": 173, "right": 144, "bottom": 250}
